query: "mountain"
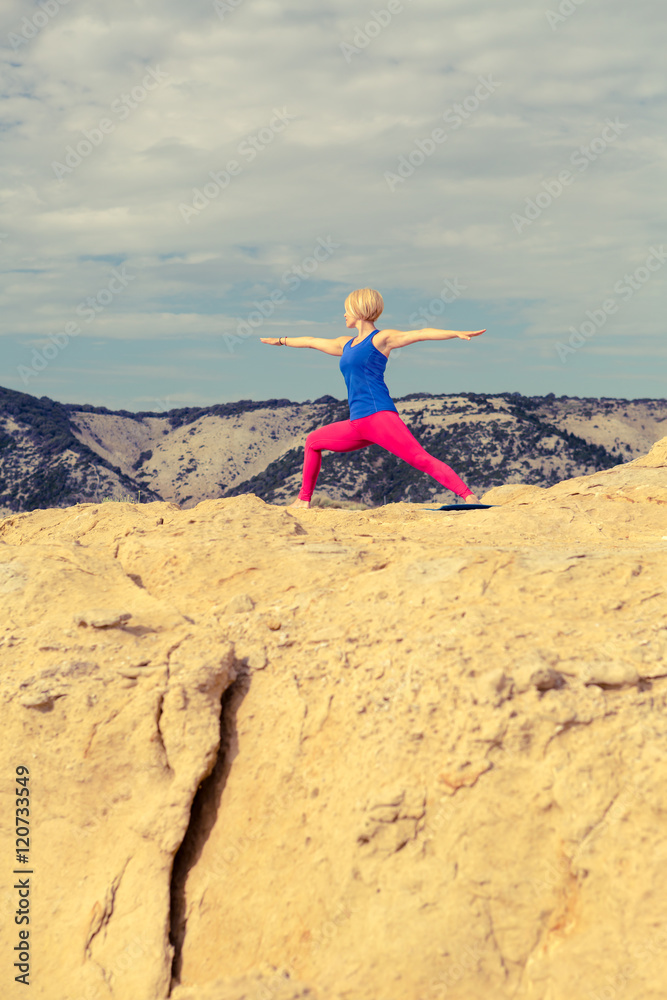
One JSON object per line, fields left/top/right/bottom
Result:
{"left": 1, "top": 384, "right": 666, "bottom": 512}
{"left": 0, "top": 386, "right": 162, "bottom": 514}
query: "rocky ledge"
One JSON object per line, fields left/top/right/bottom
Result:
{"left": 1, "top": 438, "right": 666, "bottom": 1000}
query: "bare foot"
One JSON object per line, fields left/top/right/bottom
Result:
{"left": 287, "top": 498, "right": 311, "bottom": 509}
{"left": 465, "top": 494, "right": 481, "bottom": 504}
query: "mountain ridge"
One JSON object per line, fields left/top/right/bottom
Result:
{"left": 1, "top": 384, "right": 665, "bottom": 512}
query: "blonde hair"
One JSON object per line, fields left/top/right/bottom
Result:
{"left": 345, "top": 288, "right": 384, "bottom": 322}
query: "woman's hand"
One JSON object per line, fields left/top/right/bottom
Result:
{"left": 456, "top": 329, "right": 486, "bottom": 341}
{"left": 260, "top": 338, "right": 283, "bottom": 346}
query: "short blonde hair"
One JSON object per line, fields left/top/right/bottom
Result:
{"left": 345, "top": 288, "right": 384, "bottom": 322}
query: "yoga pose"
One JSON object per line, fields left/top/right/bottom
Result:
{"left": 260, "top": 288, "right": 485, "bottom": 507}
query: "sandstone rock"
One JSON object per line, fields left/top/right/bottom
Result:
{"left": 74, "top": 609, "right": 133, "bottom": 628}
{"left": 0, "top": 527, "right": 238, "bottom": 1000}
{"left": 480, "top": 482, "right": 545, "bottom": 505}
{"left": 1, "top": 441, "right": 666, "bottom": 1000}
{"left": 629, "top": 435, "right": 667, "bottom": 468}
{"left": 224, "top": 593, "right": 255, "bottom": 615}
{"left": 171, "top": 968, "right": 315, "bottom": 1000}
{"left": 581, "top": 660, "right": 640, "bottom": 688}
{"left": 476, "top": 667, "right": 512, "bottom": 706}
{"left": 530, "top": 667, "right": 567, "bottom": 693}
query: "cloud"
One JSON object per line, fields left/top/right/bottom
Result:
{"left": 0, "top": 0, "right": 665, "bottom": 405}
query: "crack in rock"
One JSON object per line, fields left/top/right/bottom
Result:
{"left": 84, "top": 859, "right": 130, "bottom": 960}
{"left": 168, "top": 669, "right": 251, "bottom": 992}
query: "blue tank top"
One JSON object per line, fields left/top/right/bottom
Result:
{"left": 339, "top": 329, "right": 398, "bottom": 421}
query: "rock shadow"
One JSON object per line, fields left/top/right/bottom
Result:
{"left": 168, "top": 667, "right": 251, "bottom": 987}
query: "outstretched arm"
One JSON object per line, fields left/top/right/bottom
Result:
{"left": 260, "top": 335, "right": 350, "bottom": 357}
{"left": 376, "top": 328, "right": 486, "bottom": 350}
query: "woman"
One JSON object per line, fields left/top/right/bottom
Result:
{"left": 260, "top": 287, "right": 485, "bottom": 508}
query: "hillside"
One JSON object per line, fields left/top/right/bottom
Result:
{"left": 223, "top": 392, "right": 667, "bottom": 505}
{"left": 1, "top": 384, "right": 666, "bottom": 512}
{"left": 1, "top": 437, "right": 666, "bottom": 999}
{"left": 0, "top": 387, "right": 161, "bottom": 513}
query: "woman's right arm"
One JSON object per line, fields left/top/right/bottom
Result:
{"left": 260, "top": 336, "right": 350, "bottom": 356}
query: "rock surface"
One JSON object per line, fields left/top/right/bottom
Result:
{"left": 1, "top": 439, "right": 666, "bottom": 1000}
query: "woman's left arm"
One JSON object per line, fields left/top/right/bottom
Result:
{"left": 377, "top": 328, "right": 486, "bottom": 350}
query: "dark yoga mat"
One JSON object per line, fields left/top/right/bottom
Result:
{"left": 426, "top": 503, "right": 497, "bottom": 511}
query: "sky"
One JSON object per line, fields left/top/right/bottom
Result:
{"left": 1, "top": 0, "right": 665, "bottom": 413}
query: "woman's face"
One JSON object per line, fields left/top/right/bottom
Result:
{"left": 344, "top": 309, "right": 358, "bottom": 328}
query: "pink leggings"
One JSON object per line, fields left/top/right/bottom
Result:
{"left": 298, "top": 409, "right": 473, "bottom": 502}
